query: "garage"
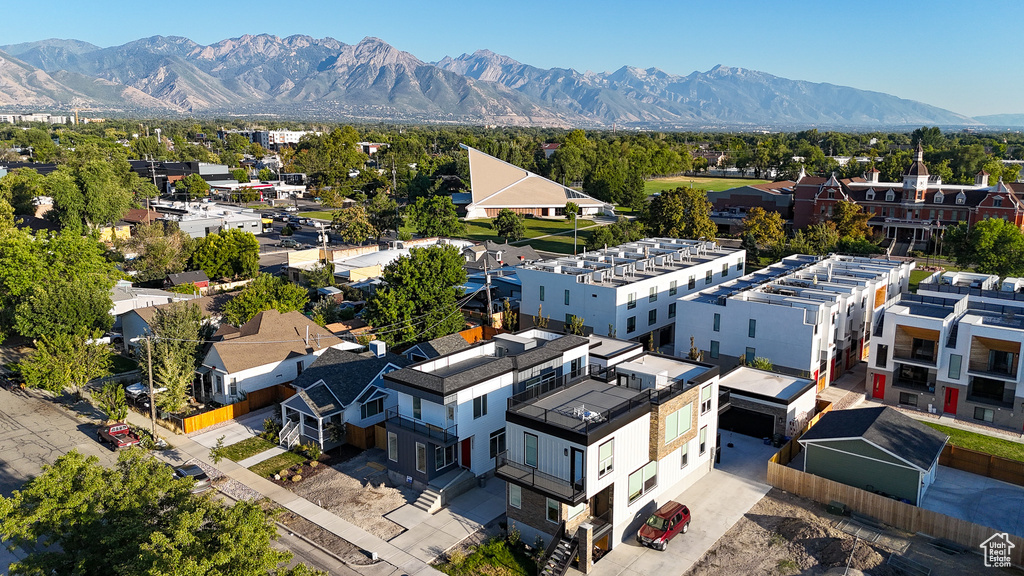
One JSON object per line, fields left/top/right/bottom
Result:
{"left": 719, "top": 406, "right": 775, "bottom": 438}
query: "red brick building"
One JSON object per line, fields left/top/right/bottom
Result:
{"left": 793, "top": 145, "right": 1024, "bottom": 246}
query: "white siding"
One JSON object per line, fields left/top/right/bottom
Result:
{"left": 455, "top": 373, "right": 515, "bottom": 475}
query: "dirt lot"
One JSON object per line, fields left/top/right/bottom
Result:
{"left": 687, "top": 488, "right": 1024, "bottom": 576}
{"left": 291, "top": 448, "right": 416, "bottom": 541}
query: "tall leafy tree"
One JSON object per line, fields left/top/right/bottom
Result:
{"left": 331, "top": 205, "right": 377, "bottom": 244}
{"left": 223, "top": 273, "right": 309, "bottom": 325}
{"left": 641, "top": 187, "right": 716, "bottom": 240}
{"left": 407, "top": 195, "right": 465, "bottom": 237}
{"left": 830, "top": 200, "right": 871, "bottom": 240}
{"left": 366, "top": 192, "right": 401, "bottom": 237}
{"left": 19, "top": 331, "right": 112, "bottom": 396}
{"left": 118, "top": 221, "right": 194, "bottom": 282}
{"left": 190, "top": 228, "right": 259, "bottom": 280}
{"left": 0, "top": 450, "right": 321, "bottom": 576}
{"left": 741, "top": 207, "right": 786, "bottom": 252}
{"left": 177, "top": 173, "right": 210, "bottom": 200}
{"left": 0, "top": 168, "right": 45, "bottom": 215}
{"left": 493, "top": 208, "right": 525, "bottom": 242}
{"left": 946, "top": 219, "right": 1024, "bottom": 277}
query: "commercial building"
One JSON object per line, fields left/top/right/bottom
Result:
{"left": 868, "top": 271, "right": 1024, "bottom": 430}
{"left": 676, "top": 254, "right": 913, "bottom": 389}
{"left": 151, "top": 201, "right": 264, "bottom": 238}
{"left": 496, "top": 349, "right": 720, "bottom": 564}
{"left": 517, "top": 238, "right": 745, "bottom": 351}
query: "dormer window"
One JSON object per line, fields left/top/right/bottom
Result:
{"left": 827, "top": 191, "right": 834, "bottom": 199}
{"left": 933, "top": 191, "right": 944, "bottom": 204}
{"left": 956, "top": 192, "right": 966, "bottom": 205}
{"left": 866, "top": 190, "right": 875, "bottom": 201}
{"left": 885, "top": 190, "right": 895, "bottom": 202}
{"left": 994, "top": 196, "right": 1003, "bottom": 208}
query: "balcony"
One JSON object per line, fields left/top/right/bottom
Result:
{"left": 494, "top": 451, "right": 586, "bottom": 504}
{"left": 385, "top": 408, "right": 457, "bottom": 445}
{"left": 966, "top": 377, "right": 1016, "bottom": 409}
{"left": 892, "top": 364, "right": 935, "bottom": 393}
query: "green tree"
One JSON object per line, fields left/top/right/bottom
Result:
{"left": 0, "top": 168, "right": 45, "bottom": 215}
{"left": 830, "top": 201, "right": 871, "bottom": 239}
{"left": 493, "top": 208, "right": 526, "bottom": 242}
{"left": 223, "top": 274, "right": 310, "bottom": 325}
{"left": 177, "top": 173, "right": 210, "bottom": 200}
{"left": 94, "top": 381, "right": 128, "bottom": 422}
{"left": 257, "top": 167, "right": 275, "bottom": 181}
{"left": 749, "top": 357, "right": 774, "bottom": 370}
{"left": 19, "top": 331, "right": 112, "bottom": 396}
{"left": 566, "top": 315, "right": 586, "bottom": 336}
{"left": 301, "top": 262, "right": 335, "bottom": 289}
{"left": 587, "top": 217, "right": 646, "bottom": 250}
{"left": 364, "top": 245, "right": 467, "bottom": 346}
{"left": 793, "top": 221, "right": 841, "bottom": 255}
{"left": 331, "top": 205, "right": 377, "bottom": 244}
{"left": 0, "top": 449, "right": 321, "bottom": 576}
{"left": 641, "top": 187, "right": 716, "bottom": 240}
{"left": 740, "top": 207, "right": 786, "bottom": 252}
{"left": 501, "top": 298, "right": 518, "bottom": 331}
{"left": 118, "top": 221, "right": 194, "bottom": 282}
{"left": 564, "top": 201, "right": 579, "bottom": 223}
{"left": 190, "top": 228, "right": 259, "bottom": 280}
{"left": 230, "top": 168, "right": 248, "bottom": 182}
{"left": 946, "top": 219, "right": 1024, "bottom": 277}
{"left": 407, "top": 195, "right": 465, "bottom": 238}
{"left": 366, "top": 192, "right": 401, "bottom": 237}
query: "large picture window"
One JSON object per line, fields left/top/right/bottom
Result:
{"left": 666, "top": 403, "right": 692, "bottom": 443}
{"left": 598, "top": 439, "right": 614, "bottom": 477}
{"left": 628, "top": 461, "right": 658, "bottom": 504}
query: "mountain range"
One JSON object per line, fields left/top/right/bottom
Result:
{"left": 0, "top": 34, "right": 1009, "bottom": 129}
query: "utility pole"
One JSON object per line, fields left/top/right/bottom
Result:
{"left": 484, "top": 257, "right": 493, "bottom": 328}
{"left": 146, "top": 336, "right": 156, "bottom": 439}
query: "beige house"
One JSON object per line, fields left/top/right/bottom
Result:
{"left": 461, "top": 144, "right": 613, "bottom": 219}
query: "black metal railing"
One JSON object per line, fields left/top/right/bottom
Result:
{"left": 385, "top": 408, "right": 458, "bottom": 444}
{"left": 718, "top": 389, "right": 731, "bottom": 412}
{"left": 495, "top": 452, "right": 585, "bottom": 503}
{"left": 538, "top": 521, "right": 566, "bottom": 576}
{"left": 508, "top": 370, "right": 589, "bottom": 410}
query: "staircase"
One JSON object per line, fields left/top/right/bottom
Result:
{"left": 279, "top": 420, "right": 299, "bottom": 449}
{"left": 539, "top": 533, "right": 578, "bottom": 576}
{"left": 411, "top": 487, "right": 442, "bottom": 514}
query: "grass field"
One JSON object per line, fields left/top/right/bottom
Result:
{"left": 645, "top": 176, "right": 771, "bottom": 195}
{"left": 249, "top": 451, "right": 307, "bottom": 477}
{"left": 922, "top": 423, "right": 1024, "bottom": 463}
{"left": 297, "top": 211, "right": 335, "bottom": 220}
{"left": 462, "top": 217, "right": 600, "bottom": 255}
{"left": 220, "top": 437, "right": 276, "bottom": 462}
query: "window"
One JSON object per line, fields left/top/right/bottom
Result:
{"left": 648, "top": 309, "right": 657, "bottom": 326}
{"left": 898, "top": 392, "right": 918, "bottom": 407}
{"left": 648, "top": 286, "right": 658, "bottom": 303}
{"left": 948, "top": 354, "right": 962, "bottom": 380}
{"left": 668, "top": 303, "right": 676, "bottom": 319}
{"left": 412, "top": 397, "right": 422, "bottom": 420}
{"left": 989, "top": 350, "right": 1015, "bottom": 375}
{"left": 994, "top": 197, "right": 1003, "bottom": 208}
{"left": 415, "top": 442, "right": 426, "bottom": 473}
{"left": 745, "top": 347, "right": 756, "bottom": 363}
{"left": 748, "top": 319, "right": 756, "bottom": 338}
{"left": 598, "top": 439, "right": 614, "bottom": 477}
{"left": 568, "top": 502, "right": 586, "bottom": 520}
{"left": 705, "top": 270, "right": 713, "bottom": 285}
{"left": 666, "top": 404, "right": 692, "bottom": 443}
{"left": 296, "top": 361, "right": 303, "bottom": 376}
{"left": 627, "top": 316, "right": 636, "bottom": 333}
{"left": 525, "top": 433, "right": 538, "bottom": 468}
{"left": 956, "top": 193, "right": 965, "bottom": 205}
{"left": 436, "top": 445, "right": 456, "bottom": 470}
{"left": 360, "top": 398, "right": 384, "bottom": 420}
{"left": 876, "top": 345, "right": 888, "bottom": 368}
{"left": 680, "top": 443, "right": 689, "bottom": 468}
{"left": 546, "top": 498, "right": 559, "bottom": 523}
{"left": 713, "top": 313, "right": 720, "bottom": 332}
{"left": 688, "top": 275, "right": 696, "bottom": 290}
{"left": 509, "top": 484, "right": 522, "bottom": 509}
{"left": 710, "top": 340, "right": 719, "bottom": 359}
{"left": 628, "top": 461, "right": 658, "bottom": 504}
{"left": 489, "top": 429, "right": 505, "bottom": 458}
{"left": 539, "top": 285, "right": 545, "bottom": 301}
{"left": 722, "top": 263, "right": 729, "bottom": 277}
{"left": 701, "top": 385, "right": 713, "bottom": 414}
{"left": 229, "top": 378, "right": 238, "bottom": 398}
{"left": 736, "top": 258, "right": 743, "bottom": 272}
{"left": 974, "top": 407, "right": 994, "bottom": 423}
{"left": 699, "top": 426, "right": 708, "bottom": 455}
{"left": 627, "top": 292, "right": 636, "bottom": 309}
{"left": 886, "top": 191, "right": 895, "bottom": 202}
{"left": 669, "top": 280, "right": 678, "bottom": 296}
{"left": 387, "top": 432, "right": 398, "bottom": 462}
{"left": 564, "top": 290, "right": 570, "bottom": 305}
{"left": 473, "top": 394, "right": 488, "bottom": 419}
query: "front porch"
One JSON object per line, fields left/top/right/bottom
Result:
{"left": 280, "top": 397, "right": 347, "bottom": 450}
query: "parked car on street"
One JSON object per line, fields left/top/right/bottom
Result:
{"left": 284, "top": 206, "right": 298, "bottom": 212}
{"left": 636, "top": 501, "right": 690, "bottom": 551}
{"left": 280, "top": 238, "right": 300, "bottom": 248}
{"left": 125, "top": 382, "right": 167, "bottom": 399}
{"left": 97, "top": 423, "right": 142, "bottom": 450}
{"left": 174, "top": 464, "right": 212, "bottom": 493}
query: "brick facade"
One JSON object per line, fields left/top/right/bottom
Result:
{"left": 648, "top": 387, "right": 699, "bottom": 461}
{"left": 507, "top": 485, "right": 559, "bottom": 537}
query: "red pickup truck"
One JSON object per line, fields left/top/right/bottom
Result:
{"left": 97, "top": 423, "right": 142, "bottom": 449}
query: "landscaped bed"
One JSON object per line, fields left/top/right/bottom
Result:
{"left": 249, "top": 451, "right": 307, "bottom": 478}
{"left": 436, "top": 535, "right": 537, "bottom": 576}
{"left": 923, "top": 422, "right": 1024, "bottom": 462}
{"left": 221, "top": 436, "right": 276, "bottom": 462}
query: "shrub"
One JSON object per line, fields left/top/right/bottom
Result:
{"left": 291, "top": 474, "right": 302, "bottom": 482}
{"left": 260, "top": 418, "right": 282, "bottom": 443}
{"left": 303, "top": 441, "right": 322, "bottom": 461}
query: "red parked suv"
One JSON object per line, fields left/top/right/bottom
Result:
{"left": 636, "top": 501, "right": 690, "bottom": 551}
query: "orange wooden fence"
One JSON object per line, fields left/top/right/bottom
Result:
{"left": 181, "top": 384, "right": 296, "bottom": 434}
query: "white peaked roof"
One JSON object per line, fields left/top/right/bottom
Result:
{"left": 462, "top": 144, "right": 608, "bottom": 210}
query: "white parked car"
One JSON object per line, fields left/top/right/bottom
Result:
{"left": 284, "top": 206, "right": 298, "bottom": 212}
{"left": 125, "top": 382, "right": 167, "bottom": 399}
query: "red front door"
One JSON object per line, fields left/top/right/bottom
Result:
{"left": 871, "top": 374, "right": 886, "bottom": 399}
{"left": 460, "top": 438, "right": 472, "bottom": 469}
{"left": 944, "top": 387, "right": 959, "bottom": 414}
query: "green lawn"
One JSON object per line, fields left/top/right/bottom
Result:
{"left": 645, "top": 176, "right": 770, "bottom": 195}
{"left": 221, "top": 436, "right": 276, "bottom": 462}
{"left": 437, "top": 538, "right": 536, "bottom": 576}
{"left": 298, "top": 211, "right": 336, "bottom": 220}
{"left": 110, "top": 355, "right": 139, "bottom": 374}
{"left": 461, "top": 217, "right": 600, "bottom": 255}
{"left": 922, "top": 423, "right": 1024, "bottom": 463}
{"left": 908, "top": 269, "right": 933, "bottom": 293}
{"left": 248, "top": 451, "right": 307, "bottom": 477}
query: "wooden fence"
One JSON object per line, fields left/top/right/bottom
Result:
{"left": 772, "top": 399, "right": 834, "bottom": 466}
{"left": 939, "top": 444, "right": 1024, "bottom": 487}
{"left": 181, "top": 384, "right": 296, "bottom": 434}
{"left": 767, "top": 461, "right": 1024, "bottom": 565}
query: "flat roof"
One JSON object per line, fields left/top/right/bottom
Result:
{"left": 523, "top": 379, "right": 642, "bottom": 419}
{"left": 587, "top": 334, "right": 642, "bottom": 360}
{"left": 718, "top": 367, "right": 816, "bottom": 404}
{"left": 618, "top": 355, "right": 708, "bottom": 382}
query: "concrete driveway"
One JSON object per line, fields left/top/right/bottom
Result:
{"left": 575, "top": 433, "right": 777, "bottom": 576}
{"left": 920, "top": 465, "right": 1024, "bottom": 537}
{"left": 189, "top": 406, "right": 276, "bottom": 448}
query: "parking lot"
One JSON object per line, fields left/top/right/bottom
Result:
{"left": 920, "top": 465, "right": 1024, "bottom": 537}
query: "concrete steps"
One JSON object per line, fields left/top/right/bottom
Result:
{"left": 412, "top": 487, "right": 441, "bottom": 514}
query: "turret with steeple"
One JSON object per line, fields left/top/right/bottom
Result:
{"left": 902, "top": 143, "right": 929, "bottom": 200}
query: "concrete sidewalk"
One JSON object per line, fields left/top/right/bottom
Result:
{"left": 125, "top": 409, "right": 443, "bottom": 576}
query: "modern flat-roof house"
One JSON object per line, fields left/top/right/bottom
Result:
{"left": 676, "top": 254, "right": 913, "bottom": 389}
{"left": 868, "top": 271, "right": 1024, "bottom": 430}
{"left": 517, "top": 238, "right": 746, "bottom": 351}
{"left": 381, "top": 329, "right": 591, "bottom": 491}
{"left": 717, "top": 366, "right": 818, "bottom": 439}
{"left": 280, "top": 344, "right": 411, "bottom": 450}
{"left": 496, "top": 351, "right": 721, "bottom": 566}
{"left": 461, "top": 144, "right": 613, "bottom": 219}
{"left": 198, "top": 310, "right": 360, "bottom": 404}
{"left": 109, "top": 282, "right": 198, "bottom": 319}
{"left": 799, "top": 406, "right": 948, "bottom": 505}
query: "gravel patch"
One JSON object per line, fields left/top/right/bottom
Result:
{"left": 183, "top": 458, "right": 262, "bottom": 501}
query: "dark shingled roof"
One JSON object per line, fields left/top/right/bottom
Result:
{"left": 291, "top": 348, "right": 412, "bottom": 415}
{"left": 167, "top": 270, "right": 210, "bottom": 285}
{"left": 406, "top": 333, "right": 471, "bottom": 360}
{"left": 799, "top": 406, "right": 948, "bottom": 471}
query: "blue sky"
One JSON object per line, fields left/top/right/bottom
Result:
{"left": 10, "top": 0, "right": 1023, "bottom": 117}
